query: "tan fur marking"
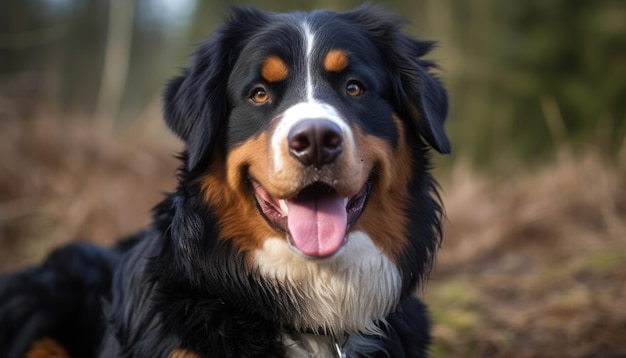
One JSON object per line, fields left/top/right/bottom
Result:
{"left": 261, "top": 55, "right": 289, "bottom": 82}
{"left": 200, "top": 134, "right": 276, "bottom": 254}
{"left": 24, "top": 338, "right": 70, "bottom": 358}
{"left": 324, "top": 49, "right": 350, "bottom": 73}
{"left": 352, "top": 116, "right": 412, "bottom": 262}
{"left": 169, "top": 349, "right": 201, "bottom": 358}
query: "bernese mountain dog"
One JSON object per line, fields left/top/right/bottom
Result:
{"left": 0, "top": 5, "right": 450, "bottom": 358}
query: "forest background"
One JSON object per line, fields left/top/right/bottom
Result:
{"left": 1, "top": 0, "right": 625, "bottom": 357}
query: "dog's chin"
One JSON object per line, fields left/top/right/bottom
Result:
{"left": 252, "top": 179, "right": 370, "bottom": 259}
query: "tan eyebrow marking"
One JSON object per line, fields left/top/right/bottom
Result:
{"left": 261, "top": 55, "right": 289, "bottom": 83}
{"left": 324, "top": 49, "right": 350, "bottom": 73}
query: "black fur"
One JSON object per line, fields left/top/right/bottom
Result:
{"left": 0, "top": 238, "right": 136, "bottom": 358}
{"left": 0, "top": 6, "right": 448, "bottom": 358}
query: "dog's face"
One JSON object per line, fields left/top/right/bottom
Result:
{"left": 225, "top": 15, "right": 410, "bottom": 260}
{"left": 162, "top": 6, "right": 449, "bottom": 334}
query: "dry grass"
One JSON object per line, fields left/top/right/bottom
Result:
{"left": 0, "top": 118, "right": 625, "bottom": 357}
{"left": 428, "top": 155, "right": 626, "bottom": 357}
{"left": 0, "top": 117, "right": 180, "bottom": 270}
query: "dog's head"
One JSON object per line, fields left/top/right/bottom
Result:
{"left": 161, "top": 6, "right": 449, "bottom": 334}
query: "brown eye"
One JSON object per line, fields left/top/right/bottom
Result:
{"left": 346, "top": 81, "right": 364, "bottom": 97}
{"left": 251, "top": 88, "right": 270, "bottom": 104}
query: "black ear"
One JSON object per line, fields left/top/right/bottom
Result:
{"left": 162, "top": 7, "right": 272, "bottom": 169}
{"left": 343, "top": 6, "right": 451, "bottom": 154}
{"left": 163, "top": 71, "right": 215, "bottom": 170}
{"left": 396, "top": 36, "right": 451, "bottom": 154}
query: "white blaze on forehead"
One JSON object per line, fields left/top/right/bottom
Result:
{"left": 271, "top": 102, "right": 355, "bottom": 172}
{"left": 302, "top": 22, "right": 315, "bottom": 102}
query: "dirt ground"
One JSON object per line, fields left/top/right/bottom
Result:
{"left": 1, "top": 118, "right": 625, "bottom": 357}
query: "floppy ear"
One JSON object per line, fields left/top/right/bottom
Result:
{"left": 163, "top": 71, "right": 215, "bottom": 170}
{"left": 163, "top": 7, "right": 271, "bottom": 169}
{"left": 395, "top": 36, "right": 451, "bottom": 154}
{"left": 343, "top": 6, "right": 451, "bottom": 154}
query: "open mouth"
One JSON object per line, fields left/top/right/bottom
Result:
{"left": 252, "top": 180, "right": 370, "bottom": 258}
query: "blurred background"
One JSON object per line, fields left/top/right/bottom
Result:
{"left": 0, "top": 0, "right": 625, "bottom": 356}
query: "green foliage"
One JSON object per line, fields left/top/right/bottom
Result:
{"left": 443, "top": 0, "right": 626, "bottom": 168}
{"left": 1, "top": 0, "right": 624, "bottom": 167}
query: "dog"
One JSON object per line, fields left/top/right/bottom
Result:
{"left": 0, "top": 5, "right": 450, "bottom": 357}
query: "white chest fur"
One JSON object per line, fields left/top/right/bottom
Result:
{"left": 253, "top": 231, "right": 402, "bottom": 337}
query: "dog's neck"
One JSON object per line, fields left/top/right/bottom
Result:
{"left": 281, "top": 330, "right": 393, "bottom": 358}
{"left": 281, "top": 333, "right": 346, "bottom": 358}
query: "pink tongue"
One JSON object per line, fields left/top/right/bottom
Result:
{"left": 286, "top": 196, "right": 347, "bottom": 257}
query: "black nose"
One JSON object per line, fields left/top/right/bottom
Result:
{"left": 287, "top": 119, "right": 344, "bottom": 167}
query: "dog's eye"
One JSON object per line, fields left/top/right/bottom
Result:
{"left": 346, "top": 81, "right": 364, "bottom": 97}
{"left": 251, "top": 88, "right": 270, "bottom": 104}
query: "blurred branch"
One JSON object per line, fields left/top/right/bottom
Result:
{"left": 540, "top": 95, "right": 573, "bottom": 164}
{"left": 95, "top": 0, "right": 135, "bottom": 132}
{"left": 617, "top": 131, "right": 626, "bottom": 170}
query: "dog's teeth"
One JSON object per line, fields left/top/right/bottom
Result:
{"left": 279, "top": 200, "right": 289, "bottom": 214}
